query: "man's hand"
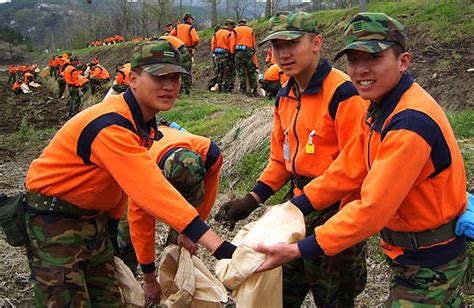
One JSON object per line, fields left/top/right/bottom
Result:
{"left": 143, "top": 272, "right": 161, "bottom": 304}
{"left": 178, "top": 234, "right": 197, "bottom": 255}
{"left": 214, "top": 193, "right": 259, "bottom": 223}
{"left": 253, "top": 242, "right": 301, "bottom": 273}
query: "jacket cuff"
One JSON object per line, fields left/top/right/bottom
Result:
{"left": 252, "top": 182, "right": 274, "bottom": 203}
{"left": 297, "top": 235, "right": 325, "bottom": 260}
{"left": 181, "top": 216, "right": 210, "bottom": 243}
{"left": 290, "top": 194, "right": 315, "bottom": 216}
{"left": 140, "top": 262, "right": 156, "bottom": 274}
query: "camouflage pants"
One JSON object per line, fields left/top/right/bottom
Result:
{"left": 385, "top": 253, "right": 470, "bottom": 307}
{"left": 213, "top": 53, "right": 234, "bottom": 93}
{"left": 67, "top": 85, "right": 81, "bottom": 117}
{"left": 260, "top": 80, "right": 281, "bottom": 98}
{"left": 283, "top": 207, "right": 367, "bottom": 307}
{"left": 57, "top": 76, "right": 66, "bottom": 97}
{"left": 235, "top": 49, "right": 257, "bottom": 93}
{"left": 112, "top": 84, "right": 129, "bottom": 94}
{"left": 180, "top": 47, "right": 192, "bottom": 95}
{"left": 89, "top": 77, "right": 107, "bottom": 94}
{"left": 25, "top": 212, "right": 122, "bottom": 308}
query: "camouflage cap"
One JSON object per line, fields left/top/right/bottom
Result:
{"left": 183, "top": 12, "right": 195, "bottom": 20}
{"left": 334, "top": 12, "right": 406, "bottom": 61}
{"left": 259, "top": 11, "right": 318, "bottom": 46}
{"left": 238, "top": 18, "right": 247, "bottom": 24}
{"left": 163, "top": 148, "right": 206, "bottom": 207}
{"left": 225, "top": 19, "right": 235, "bottom": 26}
{"left": 130, "top": 41, "right": 190, "bottom": 76}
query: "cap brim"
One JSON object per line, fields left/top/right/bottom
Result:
{"left": 258, "top": 31, "right": 305, "bottom": 46}
{"left": 334, "top": 40, "right": 396, "bottom": 61}
{"left": 142, "top": 63, "right": 191, "bottom": 76}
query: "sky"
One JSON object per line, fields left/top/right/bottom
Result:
{"left": 0, "top": 0, "right": 12, "bottom": 3}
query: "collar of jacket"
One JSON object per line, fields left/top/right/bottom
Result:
{"left": 124, "top": 89, "right": 162, "bottom": 141}
{"left": 370, "top": 72, "right": 414, "bottom": 133}
{"left": 278, "top": 59, "right": 332, "bottom": 98}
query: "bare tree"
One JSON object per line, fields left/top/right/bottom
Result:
{"left": 265, "top": 0, "right": 272, "bottom": 17}
{"left": 231, "top": 0, "right": 249, "bottom": 21}
{"left": 211, "top": 0, "right": 218, "bottom": 25}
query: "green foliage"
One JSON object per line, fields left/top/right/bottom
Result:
{"left": 1, "top": 123, "right": 57, "bottom": 152}
{"left": 447, "top": 110, "right": 474, "bottom": 140}
{"left": 0, "top": 25, "right": 29, "bottom": 46}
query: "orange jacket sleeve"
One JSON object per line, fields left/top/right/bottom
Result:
{"left": 128, "top": 200, "right": 157, "bottom": 265}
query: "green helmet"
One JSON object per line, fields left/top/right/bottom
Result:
{"left": 130, "top": 41, "right": 190, "bottom": 76}
{"left": 334, "top": 12, "right": 405, "bottom": 61}
{"left": 183, "top": 12, "right": 195, "bottom": 20}
{"left": 259, "top": 11, "right": 318, "bottom": 46}
{"left": 225, "top": 19, "right": 235, "bottom": 26}
{"left": 162, "top": 148, "right": 206, "bottom": 207}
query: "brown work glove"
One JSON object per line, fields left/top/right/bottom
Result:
{"left": 214, "top": 193, "right": 259, "bottom": 223}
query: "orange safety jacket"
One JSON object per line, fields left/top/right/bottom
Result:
{"left": 26, "top": 90, "right": 209, "bottom": 244}
{"left": 252, "top": 60, "right": 368, "bottom": 205}
{"left": 159, "top": 35, "right": 186, "bottom": 50}
{"left": 62, "top": 64, "right": 80, "bottom": 86}
{"left": 211, "top": 28, "right": 236, "bottom": 55}
{"left": 170, "top": 22, "right": 200, "bottom": 49}
{"left": 9, "top": 65, "right": 17, "bottom": 74}
{"left": 114, "top": 65, "right": 131, "bottom": 86}
{"left": 294, "top": 73, "right": 467, "bottom": 267}
{"left": 263, "top": 63, "right": 288, "bottom": 85}
{"left": 76, "top": 75, "right": 89, "bottom": 87}
{"left": 91, "top": 65, "right": 110, "bottom": 80}
{"left": 12, "top": 81, "right": 21, "bottom": 91}
{"left": 128, "top": 125, "right": 223, "bottom": 267}
{"left": 23, "top": 72, "right": 33, "bottom": 84}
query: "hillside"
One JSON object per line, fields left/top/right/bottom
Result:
{"left": 0, "top": 0, "right": 473, "bottom": 306}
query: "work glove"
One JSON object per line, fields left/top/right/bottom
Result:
{"left": 213, "top": 240, "right": 237, "bottom": 260}
{"left": 214, "top": 193, "right": 259, "bottom": 223}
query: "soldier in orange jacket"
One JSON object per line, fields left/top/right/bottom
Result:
{"left": 170, "top": 12, "right": 200, "bottom": 54}
{"left": 216, "top": 12, "right": 369, "bottom": 307}
{"left": 128, "top": 124, "right": 223, "bottom": 284}
{"left": 24, "top": 41, "right": 235, "bottom": 307}
{"left": 254, "top": 12, "right": 470, "bottom": 306}
{"left": 265, "top": 46, "right": 276, "bottom": 67}
{"left": 159, "top": 35, "right": 193, "bottom": 95}
{"left": 259, "top": 63, "right": 288, "bottom": 99}
{"left": 89, "top": 63, "right": 110, "bottom": 94}
{"left": 11, "top": 80, "right": 22, "bottom": 94}
{"left": 61, "top": 57, "right": 82, "bottom": 117}
{"left": 112, "top": 63, "right": 131, "bottom": 93}
{"left": 234, "top": 19, "right": 259, "bottom": 96}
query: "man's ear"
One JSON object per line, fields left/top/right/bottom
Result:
{"left": 311, "top": 34, "right": 323, "bottom": 53}
{"left": 399, "top": 51, "right": 411, "bottom": 74}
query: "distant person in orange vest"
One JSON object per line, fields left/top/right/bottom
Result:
{"left": 234, "top": 18, "right": 259, "bottom": 97}
{"left": 89, "top": 63, "right": 110, "bottom": 94}
{"left": 207, "top": 20, "right": 236, "bottom": 93}
{"left": 259, "top": 63, "right": 288, "bottom": 99}
{"left": 170, "top": 12, "right": 200, "bottom": 55}
{"left": 61, "top": 57, "right": 82, "bottom": 117}
{"left": 163, "top": 22, "right": 173, "bottom": 36}
{"left": 8, "top": 64, "right": 17, "bottom": 83}
{"left": 11, "top": 80, "right": 22, "bottom": 94}
{"left": 23, "top": 71, "right": 34, "bottom": 85}
{"left": 112, "top": 63, "right": 131, "bottom": 93}
{"left": 265, "top": 46, "right": 276, "bottom": 67}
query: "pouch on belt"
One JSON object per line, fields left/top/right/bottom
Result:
{"left": 0, "top": 193, "right": 27, "bottom": 247}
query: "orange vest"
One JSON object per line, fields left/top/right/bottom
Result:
{"left": 91, "top": 65, "right": 110, "bottom": 80}
{"left": 23, "top": 72, "right": 33, "bottom": 84}
{"left": 159, "top": 35, "right": 185, "bottom": 49}
{"left": 264, "top": 63, "right": 288, "bottom": 85}
{"left": 9, "top": 65, "right": 17, "bottom": 74}
{"left": 234, "top": 25, "right": 255, "bottom": 48}
{"left": 115, "top": 65, "right": 130, "bottom": 86}
{"left": 62, "top": 65, "right": 79, "bottom": 86}
{"left": 211, "top": 29, "right": 235, "bottom": 54}
{"left": 170, "top": 23, "right": 199, "bottom": 49}
{"left": 128, "top": 125, "right": 223, "bottom": 265}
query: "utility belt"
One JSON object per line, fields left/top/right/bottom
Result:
{"left": 178, "top": 44, "right": 188, "bottom": 52}
{"left": 24, "top": 191, "right": 99, "bottom": 220}
{"left": 293, "top": 175, "right": 314, "bottom": 190}
{"left": 236, "top": 45, "right": 255, "bottom": 55}
{"left": 214, "top": 48, "right": 229, "bottom": 55}
{"left": 380, "top": 219, "right": 458, "bottom": 250}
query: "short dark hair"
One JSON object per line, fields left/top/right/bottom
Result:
{"left": 392, "top": 44, "right": 406, "bottom": 57}
{"left": 131, "top": 66, "right": 143, "bottom": 75}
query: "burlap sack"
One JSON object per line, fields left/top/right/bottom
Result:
{"left": 215, "top": 202, "right": 306, "bottom": 308}
{"left": 159, "top": 245, "right": 228, "bottom": 308}
{"left": 114, "top": 256, "right": 145, "bottom": 307}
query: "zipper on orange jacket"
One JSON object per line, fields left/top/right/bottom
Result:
{"left": 292, "top": 94, "right": 302, "bottom": 175}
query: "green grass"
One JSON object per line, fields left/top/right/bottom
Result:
{"left": 0, "top": 120, "right": 56, "bottom": 152}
